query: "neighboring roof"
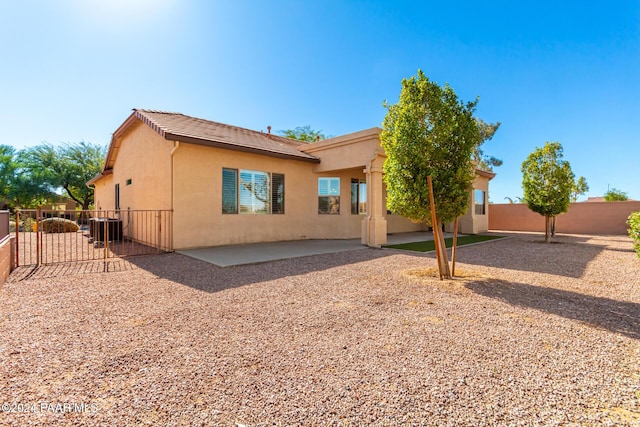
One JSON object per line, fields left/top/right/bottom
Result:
{"left": 582, "top": 196, "right": 636, "bottom": 202}
{"left": 101, "top": 109, "right": 319, "bottom": 173}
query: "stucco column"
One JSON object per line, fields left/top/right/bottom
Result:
{"left": 362, "top": 152, "right": 387, "bottom": 247}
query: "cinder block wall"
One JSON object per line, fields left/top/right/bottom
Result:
{"left": 489, "top": 201, "right": 640, "bottom": 235}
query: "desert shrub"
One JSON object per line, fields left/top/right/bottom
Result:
{"left": 21, "top": 217, "right": 35, "bottom": 232}
{"left": 628, "top": 211, "right": 640, "bottom": 258}
{"left": 41, "top": 217, "right": 80, "bottom": 233}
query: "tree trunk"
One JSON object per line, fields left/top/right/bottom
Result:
{"left": 427, "top": 176, "right": 451, "bottom": 279}
{"left": 545, "top": 215, "right": 550, "bottom": 243}
{"left": 551, "top": 216, "right": 557, "bottom": 237}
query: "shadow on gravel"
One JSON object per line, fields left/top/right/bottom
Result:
{"left": 453, "top": 233, "right": 608, "bottom": 279}
{"left": 466, "top": 278, "right": 640, "bottom": 340}
{"left": 9, "top": 259, "right": 139, "bottom": 281}
{"left": 127, "top": 249, "right": 393, "bottom": 293}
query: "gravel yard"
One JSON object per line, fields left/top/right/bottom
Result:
{"left": 1, "top": 233, "right": 639, "bottom": 426}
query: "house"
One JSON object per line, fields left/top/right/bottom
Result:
{"left": 48, "top": 194, "right": 79, "bottom": 211}
{"left": 88, "top": 109, "right": 494, "bottom": 250}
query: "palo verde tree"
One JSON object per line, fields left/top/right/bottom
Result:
{"left": 381, "top": 70, "right": 497, "bottom": 277}
{"left": 19, "top": 141, "right": 106, "bottom": 210}
{"left": 521, "top": 141, "right": 575, "bottom": 242}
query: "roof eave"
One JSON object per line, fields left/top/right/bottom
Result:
{"left": 475, "top": 168, "right": 496, "bottom": 180}
{"left": 166, "top": 133, "right": 321, "bottom": 163}
{"left": 86, "top": 169, "right": 113, "bottom": 187}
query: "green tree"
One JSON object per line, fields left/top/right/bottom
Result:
{"left": 0, "top": 144, "right": 53, "bottom": 208}
{"left": 473, "top": 119, "right": 502, "bottom": 171}
{"left": 570, "top": 176, "right": 589, "bottom": 202}
{"left": 381, "top": 70, "right": 492, "bottom": 277}
{"left": 521, "top": 142, "right": 575, "bottom": 242}
{"left": 604, "top": 187, "right": 628, "bottom": 201}
{"left": 19, "top": 142, "right": 106, "bottom": 210}
{"left": 0, "top": 145, "right": 17, "bottom": 202}
{"left": 278, "top": 126, "right": 328, "bottom": 142}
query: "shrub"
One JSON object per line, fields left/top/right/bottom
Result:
{"left": 21, "top": 217, "right": 35, "bottom": 232}
{"left": 628, "top": 211, "right": 640, "bottom": 258}
{"left": 41, "top": 218, "right": 80, "bottom": 233}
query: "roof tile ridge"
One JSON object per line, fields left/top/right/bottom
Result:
{"left": 133, "top": 109, "right": 186, "bottom": 137}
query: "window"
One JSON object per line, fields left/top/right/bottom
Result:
{"left": 351, "top": 179, "right": 366, "bottom": 214}
{"left": 115, "top": 183, "right": 120, "bottom": 210}
{"left": 222, "top": 168, "right": 238, "bottom": 214}
{"left": 271, "top": 173, "right": 285, "bottom": 214}
{"left": 240, "top": 170, "right": 270, "bottom": 214}
{"left": 222, "top": 168, "right": 284, "bottom": 215}
{"left": 318, "top": 177, "right": 340, "bottom": 214}
{"left": 126, "top": 178, "right": 132, "bottom": 186}
{"left": 474, "top": 189, "right": 486, "bottom": 215}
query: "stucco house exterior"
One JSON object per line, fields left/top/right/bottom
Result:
{"left": 88, "top": 109, "right": 494, "bottom": 250}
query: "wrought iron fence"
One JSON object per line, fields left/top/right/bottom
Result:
{"left": 15, "top": 209, "right": 172, "bottom": 266}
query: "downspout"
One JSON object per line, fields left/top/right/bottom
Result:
{"left": 170, "top": 141, "right": 180, "bottom": 250}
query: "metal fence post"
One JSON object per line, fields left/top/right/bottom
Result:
{"left": 36, "top": 208, "right": 42, "bottom": 267}
{"left": 156, "top": 210, "right": 161, "bottom": 253}
{"left": 15, "top": 210, "right": 20, "bottom": 268}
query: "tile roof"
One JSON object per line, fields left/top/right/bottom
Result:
{"left": 132, "top": 109, "right": 319, "bottom": 162}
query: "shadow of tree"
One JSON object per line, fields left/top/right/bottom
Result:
{"left": 452, "top": 233, "right": 607, "bottom": 278}
{"left": 126, "top": 249, "right": 393, "bottom": 293}
{"left": 465, "top": 278, "right": 640, "bottom": 340}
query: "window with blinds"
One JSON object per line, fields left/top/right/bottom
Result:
{"left": 222, "top": 168, "right": 238, "bottom": 214}
{"left": 222, "top": 168, "right": 284, "bottom": 215}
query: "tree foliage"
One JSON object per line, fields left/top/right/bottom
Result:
{"left": 0, "top": 145, "right": 17, "bottom": 202}
{"left": 570, "top": 176, "right": 589, "bottom": 202}
{"left": 278, "top": 126, "right": 328, "bottom": 142}
{"left": 0, "top": 144, "right": 54, "bottom": 208}
{"left": 473, "top": 119, "right": 502, "bottom": 171}
{"left": 381, "top": 70, "right": 490, "bottom": 225}
{"left": 9, "top": 142, "right": 106, "bottom": 209}
{"left": 627, "top": 211, "right": 640, "bottom": 258}
{"left": 604, "top": 187, "right": 628, "bottom": 201}
{"left": 521, "top": 141, "right": 575, "bottom": 242}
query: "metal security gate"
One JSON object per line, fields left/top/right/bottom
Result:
{"left": 15, "top": 209, "right": 172, "bottom": 266}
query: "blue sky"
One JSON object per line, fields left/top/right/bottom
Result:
{"left": 1, "top": 0, "right": 638, "bottom": 201}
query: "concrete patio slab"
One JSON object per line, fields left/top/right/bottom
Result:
{"left": 178, "top": 231, "right": 444, "bottom": 267}
{"left": 178, "top": 239, "right": 365, "bottom": 267}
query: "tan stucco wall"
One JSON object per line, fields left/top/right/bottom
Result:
{"left": 94, "top": 122, "right": 173, "bottom": 212}
{"left": 0, "top": 237, "right": 14, "bottom": 290}
{"left": 454, "top": 174, "right": 491, "bottom": 234}
{"left": 93, "top": 174, "right": 114, "bottom": 210}
{"left": 92, "top": 122, "right": 174, "bottom": 248}
{"left": 303, "top": 138, "right": 379, "bottom": 173}
{"left": 172, "top": 143, "right": 370, "bottom": 249}
{"left": 489, "top": 201, "right": 640, "bottom": 235}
